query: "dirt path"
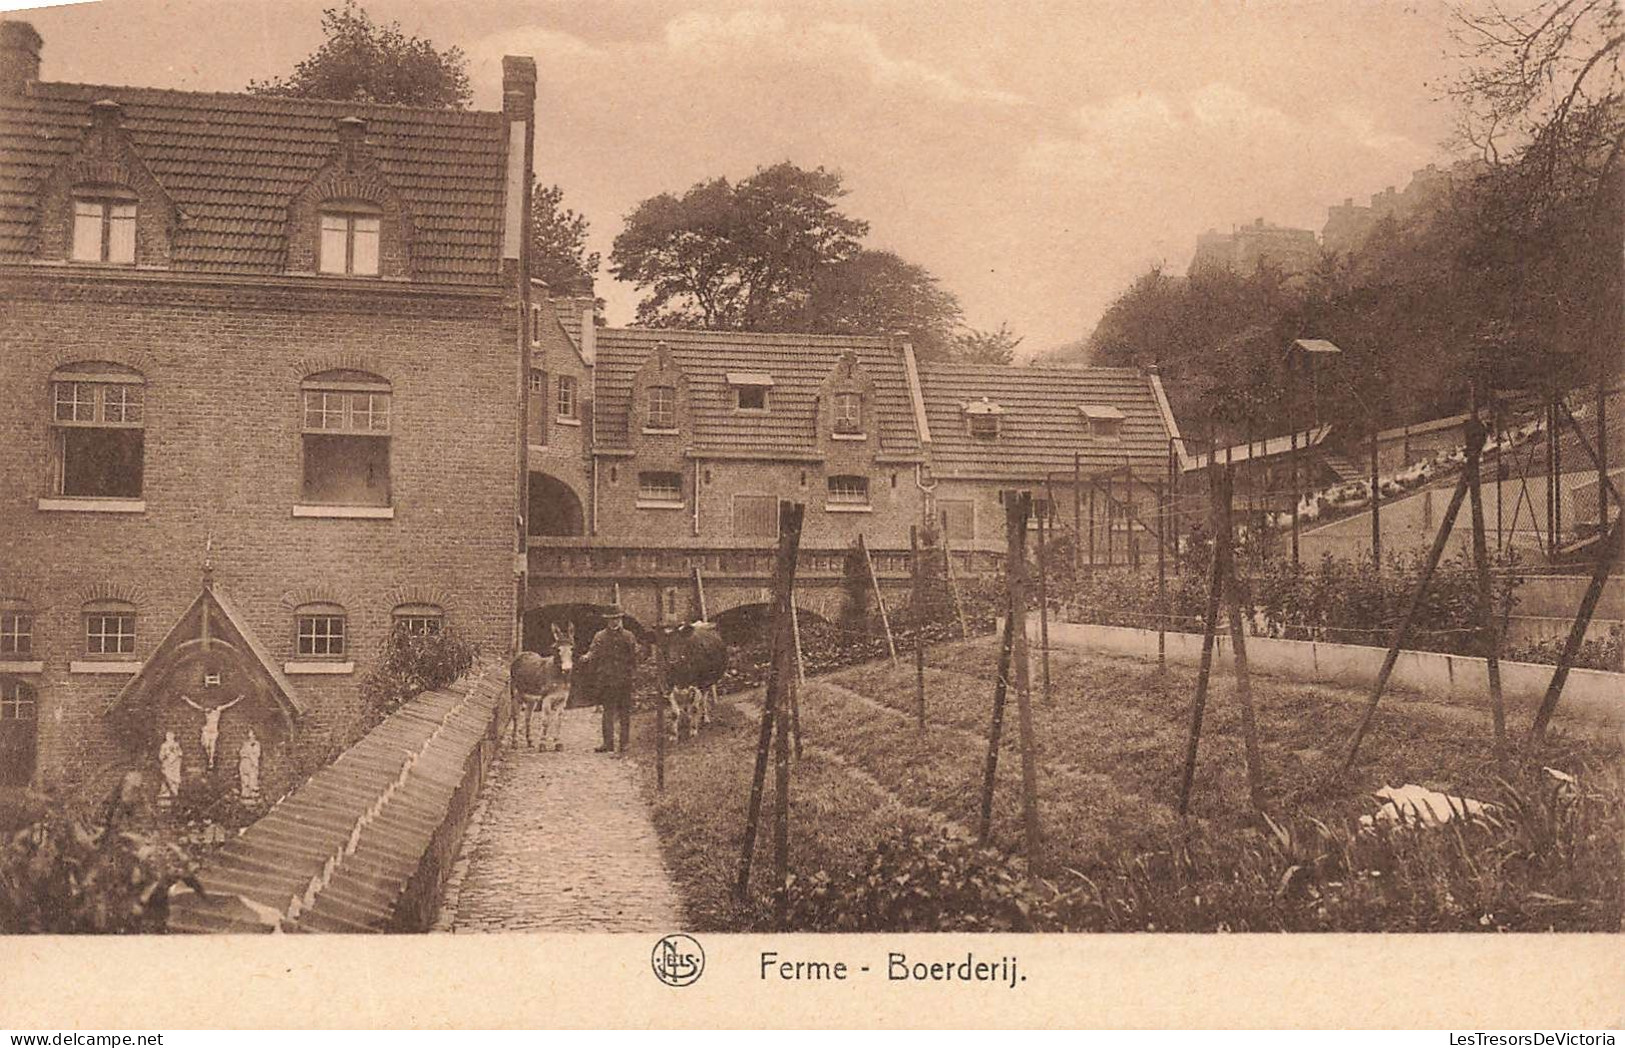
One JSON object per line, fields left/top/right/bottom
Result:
{"left": 433, "top": 707, "right": 685, "bottom": 933}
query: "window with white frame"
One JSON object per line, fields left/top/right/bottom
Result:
{"left": 71, "top": 195, "right": 137, "bottom": 263}
{"left": 51, "top": 363, "right": 145, "bottom": 499}
{"left": 301, "top": 371, "right": 391, "bottom": 506}
{"left": 647, "top": 385, "right": 677, "bottom": 430}
{"left": 83, "top": 600, "right": 136, "bottom": 656}
{"left": 557, "top": 376, "right": 578, "bottom": 421}
{"left": 295, "top": 603, "right": 347, "bottom": 657}
{"left": 393, "top": 604, "right": 444, "bottom": 637}
{"left": 318, "top": 203, "right": 381, "bottom": 276}
{"left": 827, "top": 475, "right": 870, "bottom": 506}
{"left": 0, "top": 607, "right": 33, "bottom": 657}
{"left": 0, "top": 676, "right": 37, "bottom": 787}
{"left": 638, "top": 471, "right": 683, "bottom": 505}
{"left": 834, "top": 392, "right": 863, "bottom": 434}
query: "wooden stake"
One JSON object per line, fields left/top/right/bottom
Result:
{"left": 858, "top": 534, "right": 899, "bottom": 666}
{"left": 942, "top": 511, "right": 969, "bottom": 639}
{"left": 1005, "top": 493, "right": 1043, "bottom": 873}
{"left": 773, "top": 600, "right": 793, "bottom": 928}
{"left": 1371, "top": 423, "right": 1382, "bottom": 569}
{"left": 1036, "top": 502, "right": 1052, "bottom": 706}
{"left": 1177, "top": 467, "right": 1229, "bottom": 817}
{"left": 737, "top": 501, "right": 806, "bottom": 902}
{"left": 789, "top": 596, "right": 806, "bottom": 686}
{"left": 654, "top": 594, "right": 667, "bottom": 793}
{"left": 1218, "top": 470, "right": 1264, "bottom": 811}
{"left": 1342, "top": 469, "right": 1472, "bottom": 771}
{"left": 911, "top": 525, "right": 926, "bottom": 731}
{"left": 1156, "top": 480, "right": 1167, "bottom": 678}
{"left": 978, "top": 608, "right": 1015, "bottom": 845}
{"left": 1290, "top": 427, "right": 1300, "bottom": 567}
{"left": 691, "top": 566, "right": 709, "bottom": 620}
{"left": 1073, "top": 452, "right": 1082, "bottom": 574}
{"left": 1530, "top": 514, "right": 1624, "bottom": 739}
{"left": 1465, "top": 410, "right": 1507, "bottom": 758}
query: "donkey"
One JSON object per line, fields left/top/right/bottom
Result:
{"left": 508, "top": 623, "right": 574, "bottom": 751}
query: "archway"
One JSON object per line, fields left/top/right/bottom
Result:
{"left": 710, "top": 602, "right": 829, "bottom": 646}
{"left": 528, "top": 472, "right": 585, "bottom": 537}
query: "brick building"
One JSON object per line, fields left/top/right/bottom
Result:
{"left": 0, "top": 21, "right": 537, "bottom": 799}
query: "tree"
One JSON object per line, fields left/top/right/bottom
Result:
{"left": 804, "top": 249, "right": 963, "bottom": 359}
{"left": 955, "top": 324, "right": 1023, "bottom": 365}
{"left": 610, "top": 163, "right": 867, "bottom": 329}
{"left": 248, "top": 1, "right": 472, "bottom": 109}
{"left": 530, "top": 182, "right": 601, "bottom": 300}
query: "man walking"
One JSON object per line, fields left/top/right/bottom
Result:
{"left": 580, "top": 603, "right": 639, "bottom": 753}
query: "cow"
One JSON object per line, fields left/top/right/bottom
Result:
{"left": 652, "top": 620, "right": 728, "bottom": 742}
{"left": 508, "top": 623, "right": 574, "bottom": 751}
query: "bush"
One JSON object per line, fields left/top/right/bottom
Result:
{"left": 1507, "top": 624, "right": 1624, "bottom": 671}
{"left": 359, "top": 624, "right": 481, "bottom": 723}
{"left": 786, "top": 829, "right": 1069, "bottom": 932}
{"left": 0, "top": 774, "right": 202, "bottom": 934}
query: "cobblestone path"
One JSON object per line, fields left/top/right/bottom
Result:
{"left": 433, "top": 707, "right": 685, "bottom": 932}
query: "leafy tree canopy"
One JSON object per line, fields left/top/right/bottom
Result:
{"left": 531, "top": 182, "right": 601, "bottom": 302}
{"left": 610, "top": 162, "right": 981, "bottom": 360}
{"left": 248, "top": 1, "right": 472, "bottom": 109}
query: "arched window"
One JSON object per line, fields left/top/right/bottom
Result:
{"left": 294, "top": 602, "right": 347, "bottom": 658}
{"left": 318, "top": 200, "right": 382, "bottom": 276}
{"left": 83, "top": 599, "right": 136, "bottom": 657}
{"left": 71, "top": 186, "right": 137, "bottom": 264}
{"left": 51, "top": 362, "right": 145, "bottom": 500}
{"left": 300, "top": 370, "right": 391, "bottom": 507}
{"left": 393, "top": 603, "right": 444, "bottom": 637}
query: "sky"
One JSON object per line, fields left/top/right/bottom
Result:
{"left": 6, "top": 0, "right": 1478, "bottom": 358}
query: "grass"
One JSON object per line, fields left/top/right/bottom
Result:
{"left": 627, "top": 636, "right": 1622, "bottom": 931}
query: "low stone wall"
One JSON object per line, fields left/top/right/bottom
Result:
{"left": 168, "top": 662, "right": 509, "bottom": 933}
{"left": 1032, "top": 617, "right": 1622, "bottom": 729}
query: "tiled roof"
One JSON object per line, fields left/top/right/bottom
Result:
{"left": 0, "top": 82, "right": 507, "bottom": 284}
{"left": 592, "top": 328, "right": 924, "bottom": 460}
{"left": 919, "top": 363, "right": 1172, "bottom": 480}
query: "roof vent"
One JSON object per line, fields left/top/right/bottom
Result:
{"left": 89, "top": 98, "right": 122, "bottom": 128}
{"left": 336, "top": 116, "right": 368, "bottom": 164}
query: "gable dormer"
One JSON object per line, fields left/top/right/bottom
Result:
{"left": 962, "top": 397, "right": 1003, "bottom": 440}
{"left": 630, "top": 341, "right": 690, "bottom": 442}
{"left": 38, "top": 99, "right": 176, "bottom": 267}
{"left": 816, "top": 350, "right": 878, "bottom": 463}
{"left": 286, "top": 116, "right": 412, "bottom": 278}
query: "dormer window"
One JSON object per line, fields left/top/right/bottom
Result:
{"left": 834, "top": 392, "right": 863, "bottom": 434}
{"left": 727, "top": 372, "right": 773, "bottom": 412}
{"left": 71, "top": 194, "right": 136, "bottom": 263}
{"left": 647, "top": 385, "right": 677, "bottom": 431}
{"left": 964, "top": 398, "right": 1003, "bottom": 440}
{"left": 1080, "top": 405, "right": 1125, "bottom": 439}
{"left": 319, "top": 202, "right": 382, "bottom": 276}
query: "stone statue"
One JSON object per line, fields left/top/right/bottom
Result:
{"left": 179, "top": 692, "right": 243, "bottom": 770}
{"left": 238, "top": 729, "right": 261, "bottom": 803}
{"left": 158, "top": 731, "right": 183, "bottom": 801}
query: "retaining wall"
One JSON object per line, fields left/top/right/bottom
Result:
{"left": 1032, "top": 616, "right": 1622, "bottom": 729}
{"left": 168, "top": 661, "right": 509, "bottom": 933}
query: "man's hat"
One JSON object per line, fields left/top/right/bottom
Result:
{"left": 600, "top": 601, "right": 625, "bottom": 618}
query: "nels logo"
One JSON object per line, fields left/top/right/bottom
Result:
{"left": 651, "top": 934, "right": 705, "bottom": 987}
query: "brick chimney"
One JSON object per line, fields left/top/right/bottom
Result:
{"left": 1, "top": 21, "right": 42, "bottom": 96}
{"left": 500, "top": 56, "right": 536, "bottom": 265}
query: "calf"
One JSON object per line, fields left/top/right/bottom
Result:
{"left": 654, "top": 621, "right": 728, "bottom": 742}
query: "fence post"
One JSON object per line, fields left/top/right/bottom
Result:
{"left": 1371, "top": 423, "right": 1382, "bottom": 569}
{"left": 911, "top": 524, "right": 926, "bottom": 731}
{"left": 941, "top": 511, "right": 969, "bottom": 640}
{"left": 1219, "top": 469, "right": 1264, "bottom": 812}
{"left": 1177, "top": 467, "right": 1229, "bottom": 817}
{"left": 858, "top": 533, "right": 899, "bottom": 666}
{"left": 1073, "top": 452, "right": 1083, "bottom": 574}
{"left": 655, "top": 594, "right": 667, "bottom": 793}
{"left": 978, "top": 608, "right": 1015, "bottom": 845}
{"left": 1465, "top": 408, "right": 1507, "bottom": 759}
{"left": 1342, "top": 469, "right": 1473, "bottom": 772}
{"left": 1036, "top": 502, "right": 1052, "bottom": 706}
{"left": 1530, "top": 514, "right": 1624, "bottom": 739}
{"left": 736, "top": 501, "right": 806, "bottom": 903}
{"left": 1156, "top": 479, "right": 1167, "bottom": 680}
{"left": 1004, "top": 492, "right": 1042, "bottom": 872}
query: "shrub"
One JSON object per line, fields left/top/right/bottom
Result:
{"left": 0, "top": 774, "right": 202, "bottom": 934}
{"left": 1507, "top": 624, "right": 1624, "bottom": 671}
{"left": 785, "top": 829, "right": 1069, "bottom": 932}
{"left": 359, "top": 623, "right": 480, "bottom": 723}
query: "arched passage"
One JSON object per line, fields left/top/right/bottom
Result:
{"left": 710, "top": 602, "right": 829, "bottom": 646}
{"left": 528, "top": 472, "right": 585, "bottom": 537}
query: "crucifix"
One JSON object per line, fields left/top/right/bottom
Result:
{"left": 179, "top": 692, "right": 243, "bottom": 770}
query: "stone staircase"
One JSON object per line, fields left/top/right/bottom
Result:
{"left": 1320, "top": 452, "right": 1366, "bottom": 485}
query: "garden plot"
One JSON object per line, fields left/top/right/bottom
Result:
{"left": 628, "top": 636, "right": 1622, "bottom": 932}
